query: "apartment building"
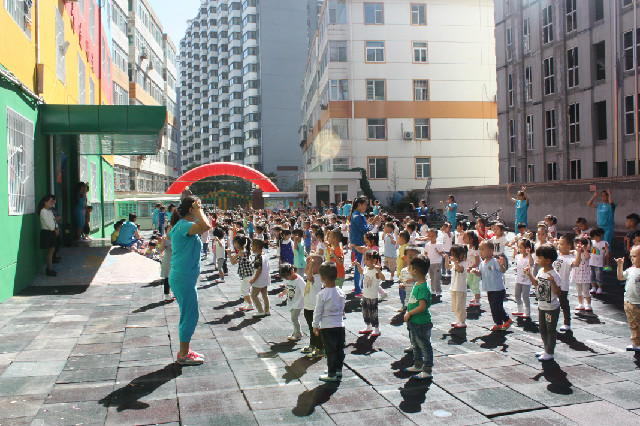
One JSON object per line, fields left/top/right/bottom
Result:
{"left": 179, "top": 0, "right": 320, "bottom": 189}
{"left": 496, "top": 0, "right": 640, "bottom": 183}
{"left": 300, "top": 0, "right": 498, "bottom": 206}
{"left": 111, "top": 0, "right": 180, "bottom": 197}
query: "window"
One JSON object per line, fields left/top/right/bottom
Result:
{"left": 568, "top": 102, "right": 580, "bottom": 143}
{"left": 413, "top": 42, "right": 428, "bottom": 63}
{"left": 594, "top": 0, "right": 604, "bottom": 20}
{"left": 5, "top": 0, "right": 32, "bottom": 38}
{"left": 526, "top": 164, "right": 535, "bottom": 182}
{"left": 415, "top": 119, "right": 430, "bottom": 139}
{"left": 595, "top": 161, "right": 608, "bottom": 177}
{"left": 543, "top": 57, "right": 555, "bottom": 95}
{"left": 507, "top": 74, "right": 514, "bottom": 106}
{"left": 623, "top": 29, "right": 640, "bottom": 71}
{"left": 6, "top": 108, "right": 35, "bottom": 215}
{"left": 504, "top": 0, "right": 512, "bottom": 15}
{"left": 567, "top": 47, "right": 579, "bottom": 88}
{"left": 524, "top": 66, "right": 533, "bottom": 101}
{"left": 546, "top": 162, "right": 557, "bottom": 181}
{"left": 113, "top": 83, "right": 129, "bottom": 105}
{"left": 416, "top": 157, "right": 431, "bottom": 178}
{"left": 625, "top": 95, "right": 635, "bottom": 134}
{"left": 526, "top": 115, "right": 534, "bottom": 150}
{"left": 413, "top": 80, "right": 429, "bottom": 100}
{"left": 508, "top": 119, "right": 516, "bottom": 153}
{"left": 368, "top": 157, "right": 388, "bottom": 179}
{"left": 89, "top": 0, "right": 95, "bottom": 42}
{"left": 411, "top": 4, "right": 426, "bottom": 25}
{"left": 509, "top": 166, "right": 517, "bottom": 183}
{"left": 523, "top": 18, "right": 530, "bottom": 53}
{"left": 594, "top": 101, "right": 607, "bottom": 140}
{"left": 365, "top": 41, "right": 385, "bottom": 62}
{"left": 55, "top": 9, "right": 66, "bottom": 84}
{"left": 327, "top": 0, "right": 347, "bottom": 24}
{"left": 566, "top": 0, "right": 577, "bottom": 33}
{"left": 570, "top": 159, "right": 581, "bottom": 179}
{"left": 366, "top": 80, "right": 385, "bottom": 100}
{"left": 78, "top": 54, "right": 86, "bottom": 104}
{"left": 364, "top": 3, "right": 383, "bottom": 24}
{"left": 367, "top": 119, "right": 386, "bottom": 140}
{"left": 545, "top": 109, "right": 556, "bottom": 147}
{"left": 506, "top": 27, "right": 512, "bottom": 61}
{"left": 329, "top": 40, "right": 347, "bottom": 62}
{"left": 594, "top": 41, "right": 606, "bottom": 80}
{"left": 626, "top": 159, "right": 637, "bottom": 176}
{"left": 329, "top": 80, "right": 349, "bottom": 100}
{"left": 543, "top": 5, "right": 553, "bottom": 44}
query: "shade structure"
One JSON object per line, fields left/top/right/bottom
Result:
{"left": 166, "top": 162, "right": 280, "bottom": 194}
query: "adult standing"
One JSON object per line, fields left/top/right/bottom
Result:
{"left": 440, "top": 195, "right": 457, "bottom": 228}
{"left": 341, "top": 199, "right": 352, "bottom": 218}
{"left": 38, "top": 195, "right": 59, "bottom": 277}
{"left": 410, "top": 200, "right": 428, "bottom": 218}
{"left": 507, "top": 184, "right": 529, "bottom": 229}
{"left": 169, "top": 196, "right": 211, "bottom": 365}
{"left": 350, "top": 197, "right": 380, "bottom": 297}
{"left": 588, "top": 188, "right": 616, "bottom": 249}
{"left": 371, "top": 200, "right": 382, "bottom": 216}
{"left": 75, "top": 182, "right": 88, "bottom": 240}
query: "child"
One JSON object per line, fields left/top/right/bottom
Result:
{"left": 312, "top": 261, "right": 347, "bottom": 382}
{"left": 201, "top": 223, "right": 211, "bottom": 258}
{"left": 406, "top": 222, "right": 418, "bottom": 245}
{"left": 422, "top": 228, "right": 444, "bottom": 298}
{"left": 573, "top": 217, "right": 592, "bottom": 238}
{"left": 471, "top": 241, "right": 512, "bottom": 331}
{"left": 213, "top": 228, "right": 226, "bottom": 282}
{"left": 229, "top": 235, "right": 254, "bottom": 311}
{"left": 280, "top": 229, "right": 295, "bottom": 266}
{"left": 403, "top": 255, "right": 434, "bottom": 380}
{"left": 398, "top": 246, "right": 421, "bottom": 312}
{"left": 464, "top": 231, "right": 482, "bottom": 307}
{"left": 445, "top": 244, "right": 468, "bottom": 328}
{"left": 303, "top": 254, "right": 324, "bottom": 357}
{"left": 589, "top": 228, "right": 609, "bottom": 295}
{"left": 624, "top": 214, "right": 640, "bottom": 268}
{"left": 313, "top": 229, "right": 326, "bottom": 257}
{"left": 279, "top": 263, "right": 305, "bottom": 341}
{"left": 352, "top": 232, "right": 387, "bottom": 300}
{"left": 303, "top": 221, "right": 312, "bottom": 254}
{"left": 455, "top": 221, "right": 467, "bottom": 245}
{"left": 249, "top": 238, "right": 271, "bottom": 317}
{"left": 440, "top": 222, "right": 454, "bottom": 278}
{"left": 475, "top": 217, "right": 492, "bottom": 242}
{"left": 616, "top": 246, "right": 640, "bottom": 351}
{"left": 158, "top": 206, "right": 166, "bottom": 236}
{"left": 490, "top": 222, "right": 509, "bottom": 270}
{"left": 545, "top": 215, "right": 558, "bottom": 240}
{"left": 144, "top": 240, "right": 160, "bottom": 261}
{"left": 513, "top": 239, "right": 534, "bottom": 318}
{"left": 554, "top": 234, "right": 575, "bottom": 331}
{"left": 83, "top": 206, "right": 93, "bottom": 240}
{"left": 382, "top": 222, "right": 398, "bottom": 277}
{"left": 292, "top": 229, "right": 307, "bottom": 274}
{"left": 571, "top": 237, "right": 592, "bottom": 312}
{"left": 396, "top": 230, "right": 410, "bottom": 278}
{"left": 354, "top": 250, "right": 385, "bottom": 337}
{"left": 524, "top": 244, "right": 561, "bottom": 362}
{"left": 111, "top": 220, "right": 123, "bottom": 246}
{"left": 326, "top": 229, "right": 345, "bottom": 288}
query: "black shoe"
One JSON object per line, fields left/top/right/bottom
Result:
{"left": 46, "top": 269, "right": 57, "bottom": 277}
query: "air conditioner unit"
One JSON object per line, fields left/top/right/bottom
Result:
{"left": 320, "top": 103, "right": 328, "bottom": 110}
{"left": 403, "top": 131, "right": 414, "bottom": 141}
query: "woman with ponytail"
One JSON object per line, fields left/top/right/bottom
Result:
{"left": 169, "top": 196, "right": 211, "bottom": 365}
{"left": 349, "top": 197, "right": 381, "bottom": 297}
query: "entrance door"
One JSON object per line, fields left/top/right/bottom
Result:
{"left": 316, "top": 185, "right": 330, "bottom": 208}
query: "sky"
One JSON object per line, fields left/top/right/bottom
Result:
{"left": 147, "top": 0, "right": 201, "bottom": 46}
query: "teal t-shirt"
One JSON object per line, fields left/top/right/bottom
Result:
{"left": 169, "top": 219, "right": 202, "bottom": 282}
{"left": 515, "top": 199, "right": 528, "bottom": 227}
{"left": 407, "top": 282, "right": 432, "bottom": 324}
{"left": 597, "top": 202, "right": 616, "bottom": 229}
{"left": 293, "top": 242, "right": 307, "bottom": 269}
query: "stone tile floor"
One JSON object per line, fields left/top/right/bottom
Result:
{"left": 0, "top": 241, "right": 639, "bottom": 425}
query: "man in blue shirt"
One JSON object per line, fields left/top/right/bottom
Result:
{"left": 588, "top": 188, "right": 616, "bottom": 249}
{"left": 440, "top": 195, "right": 457, "bottom": 227}
{"left": 116, "top": 214, "right": 141, "bottom": 248}
{"left": 508, "top": 184, "right": 529, "bottom": 229}
{"left": 411, "top": 200, "right": 428, "bottom": 218}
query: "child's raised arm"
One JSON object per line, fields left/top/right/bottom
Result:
{"left": 350, "top": 244, "right": 368, "bottom": 254}
{"left": 616, "top": 257, "right": 625, "bottom": 281}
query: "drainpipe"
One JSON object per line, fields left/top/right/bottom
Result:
{"left": 635, "top": 0, "right": 639, "bottom": 173}
{"left": 100, "top": 158, "right": 105, "bottom": 237}
{"left": 614, "top": 2, "right": 619, "bottom": 177}
{"left": 35, "top": 0, "right": 40, "bottom": 90}
{"left": 49, "top": 136, "right": 55, "bottom": 194}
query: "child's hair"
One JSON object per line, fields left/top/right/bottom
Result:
{"left": 457, "top": 221, "right": 467, "bottom": 231}
{"left": 330, "top": 228, "right": 342, "bottom": 240}
{"left": 449, "top": 244, "right": 467, "bottom": 261}
{"left": 155, "top": 203, "right": 161, "bottom": 208}
{"left": 418, "top": 216, "right": 427, "bottom": 224}
{"left": 292, "top": 228, "right": 304, "bottom": 238}
{"left": 213, "top": 227, "right": 225, "bottom": 239}
{"left": 480, "top": 240, "right": 494, "bottom": 251}
{"left": 477, "top": 217, "right": 487, "bottom": 226}
{"left": 576, "top": 217, "right": 588, "bottom": 225}
{"left": 493, "top": 222, "right": 506, "bottom": 231}
{"left": 560, "top": 233, "right": 575, "bottom": 248}
{"left": 252, "top": 238, "right": 264, "bottom": 250}
{"left": 519, "top": 238, "right": 533, "bottom": 251}
{"left": 464, "top": 230, "right": 479, "bottom": 249}
{"left": 574, "top": 236, "right": 589, "bottom": 246}
{"left": 149, "top": 240, "right": 157, "bottom": 247}
{"left": 385, "top": 222, "right": 396, "bottom": 231}
{"left": 281, "top": 228, "right": 292, "bottom": 237}
{"left": 406, "top": 221, "right": 417, "bottom": 232}
{"left": 517, "top": 222, "right": 527, "bottom": 230}
{"left": 160, "top": 206, "right": 166, "bottom": 211}
{"left": 279, "top": 263, "right": 296, "bottom": 277}
{"left": 545, "top": 215, "right": 557, "bottom": 225}
{"left": 234, "top": 235, "right": 251, "bottom": 255}
{"left": 398, "top": 230, "right": 410, "bottom": 244}
{"left": 315, "top": 229, "right": 325, "bottom": 240}
{"left": 537, "top": 221, "right": 548, "bottom": 230}
{"left": 114, "top": 221, "right": 123, "bottom": 230}
{"left": 404, "top": 245, "right": 421, "bottom": 256}
{"left": 589, "top": 227, "right": 605, "bottom": 238}
{"left": 364, "top": 249, "right": 381, "bottom": 263}
{"left": 410, "top": 255, "right": 430, "bottom": 276}
{"left": 86, "top": 205, "right": 93, "bottom": 212}
{"left": 631, "top": 229, "right": 640, "bottom": 241}
{"left": 535, "top": 243, "right": 558, "bottom": 262}
{"left": 427, "top": 227, "right": 438, "bottom": 235}
{"left": 442, "top": 221, "right": 452, "bottom": 229}
{"left": 627, "top": 213, "right": 640, "bottom": 226}
{"left": 364, "top": 231, "right": 379, "bottom": 246}
{"left": 319, "top": 261, "right": 338, "bottom": 281}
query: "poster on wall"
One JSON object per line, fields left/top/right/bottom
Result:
{"left": 264, "top": 196, "right": 305, "bottom": 211}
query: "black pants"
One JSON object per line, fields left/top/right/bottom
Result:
{"left": 487, "top": 290, "right": 509, "bottom": 326}
{"left": 361, "top": 297, "right": 379, "bottom": 327}
{"left": 163, "top": 278, "right": 170, "bottom": 295}
{"left": 558, "top": 290, "right": 571, "bottom": 326}
{"left": 320, "top": 327, "right": 345, "bottom": 375}
{"left": 304, "top": 309, "right": 323, "bottom": 350}
{"left": 539, "top": 308, "right": 559, "bottom": 354}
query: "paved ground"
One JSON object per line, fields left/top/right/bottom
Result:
{"left": 0, "top": 239, "right": 639, "bottom": 425}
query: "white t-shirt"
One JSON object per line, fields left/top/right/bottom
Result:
{"left": 215, "top": 239, "right": 225, "bottom": 260}
{"left": 536, "top": 269, "right": 561, "bottom": 310}
{"left": 340, "top": 223, "right": 349, "bottom": 237}
{"left": 312, "top": 287, "right": 346, "bottom": 329}
{"left": 316, "top": 242, "right": 326, "bottom": 254}
{"left": 467, "top": 248, "right": 479, "bottom": 269}
{"left": 623, "top": 266, "right": 640, "bottom": 305}
{"left": 589, "top": 240, "right": 608, "bottom": 268}
{"left": 285, "top": 275, "right": 305, "bottom": 310}
{"left": 515, "top": 254, "right": 532, "bottom": 285}
{"left": 400, "top": 267, "right": 415, "bottom": 295}
{"left": 304, "top": 274, "right": 322, "bottom": 310}
{"left": 455, "top": 231, "right": 465, "bottom": 245}
{"left": 570, "top": 255, "right": 591, "bottom": 284}
{"left": 553, "top": 254, "right": 575, "bottom": 291}
{"left": 419, "top": 224, "right": 429, "bottom": 237}
{"left": 450, "top": 260, "right": 468, "bottom": 292}
{"left": 441, "top": 232, "right": 454, "bottom": 253}
{"left": 409, "top": 231, "right": 418, "bottom": 245}
{"left": 251, "top": 254, "right": 271, "bottom": 288}
{"left": 491, "top": 235, "right": 509, "bottom": 256}
{"left": 362, "top": 266, "right": 382, "bottom": 299}
{"left": 424, "top": 241, "right": 444, "bottom": 264}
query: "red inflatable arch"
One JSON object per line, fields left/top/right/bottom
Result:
{"left": 166, "top": 162, "right": 279, "bottom": 194}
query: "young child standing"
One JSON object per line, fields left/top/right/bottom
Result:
{"left": 440, "top": 222, "right": 454, "bottom": 278}
{"left": 403, "top": 255, "right": 434, "bottom": 380}
{"left": 382, "top": 222, "right": 398, "bottom": 278}
{"left": 354, "top": 250, "right": 385, "bottom": 337}
{"left": 513, "top": 239, "right": 534, "bottom": 318}
{"left": 455, "top": 221, "right": 467, "bottom": 245}
{"left": 213, "top": 228, "right": 226, "bottom": 282}
{"left": 616, "top": 246, "right": 640, "bottom": 352}
{"left": 292, "top": 229, "right": 307, "bottom": 274}
{"left": 471, "top": 241, "right": 512, "bottom": 331}
{"left": 312, "top": 261, "right": 347, "bottom": 382}
{"left": 249, "top": 238, "right": 271, "bottom": 317}
{"left": 326, "top": 229, "right": 345, "bottom": 288}
{"left": 571, "top": 237, "right": 593, "bottom": 312}
{"left": 589, "top": 228, "right": 609, "bottom": 295}
{"left": 524, "top": 244, "right": 561, "bottom": 362}
{"left": 554, "top": 234, "right": 575, "bottom": 331}
{"left": 398, "top": 246, "right": 421, "bottom": 312}
{"left": 396, "top": 231, "right": 410, "bottom": 279}
{"left": 303, "top": 255, "right": 324, "bottom": 357}
{"left": 279, "top": 263, "right": 305, "bottom": 341}
{"left": 464, "top": 231, "right": 482, "bottom": 307}
{"left": 280, "top": 229, "right": 295, "bottom": 266}
{"left": 445, "top": 244, "right": 468, "bottom": 328}
{"left": 422, "top": 229, "right": 445, "bottom": 298}
{"left": 229, "top": 236, "right": 254, "bottom": 311}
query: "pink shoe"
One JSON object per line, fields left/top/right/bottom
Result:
{"left": 177, "top": 351, "right": 204, "bottom": 365}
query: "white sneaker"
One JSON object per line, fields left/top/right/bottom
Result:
{"left": 574, "top": 304, "right": 584, "bottom": 311}
{"left": 538, "top": 353, "right": 554, "bottom": 362}
{"left": 626, "top": 345, "right": 640, "bottom": 352}
{"left": 534, "top": 351, "right": 544, "bottom": 358}
{"left": 253, "top": 311, "right": 265, "bottom": 317}
{"left": 413, "top": 371, "right": 433, "bottom": 380}
{"left": 288, "top": 334, "right": 302, "bottom": 341}
{"left": 163, "top": 294, "right": 173, "bottom": 301}
{"left": 559, "top": 325, "right": 571, "bottom": 332}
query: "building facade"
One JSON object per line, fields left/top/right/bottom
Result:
{"left": 300, "top": 0, "right": 498, "bottom": 206}
{"left": 111, "top": 0, "right": 179, "bottom": 198}
{"left": 179, "top": 0, "right": 320, "bottom": 189}
{"left": 496, "top": 0, "right": 640, "bottom": 184}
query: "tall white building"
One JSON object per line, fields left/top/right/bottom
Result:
{"left": 301, "top": 0, "right": 499, "bottom": 206}
{"left": 179, "top": 0, "right": 321, "bottom": 189}
{"left": 111, "top": 0, "right": 179, "bottom": 196}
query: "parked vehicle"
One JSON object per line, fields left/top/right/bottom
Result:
{"left": 468, "top": 202, "right": 502, "bottom": 224}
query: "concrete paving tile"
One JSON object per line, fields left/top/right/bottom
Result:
{"left": 228, "top": 356, "right": 287, "bottom": 372}
{"left": 1, "top": 361, "right": 66, "bottom": 378}
{"left": 70, "top": 343, "right": 123, "bottom": 356}
{"left": 491, "top": 409, "right": 580, "bottom": 425}
{"left": 46, "top": 381, "right": 115, "bottom": 403}
{"left": 24, "top": 338, "right": 78, "bottom": 351}
{"left": 614, "top": 369, "right": 640, "bottom": 384}
{"left": 320, "top": 385, "right": 392, "bottom": 414}
{"left": 178, "top": 390, "right": 250, "bottom": 417}
{"left": 455, "top": 387, "right": 544, "bottom": 416}
{"left": 0, "top": 376, "right": 57, "bottom": 397}
{"left": 580, "top": 380, "right": 640, "bottom": 410}
{"left": 76, "top": 333, "right": 124, "bottom": 345}
{"left": 175, "top": 373, "right": 239, "bottom": 395}
{"left": 120, "top": 345, "right": 172, "bottom": 362}
{"left": 330, "top": 406, "right": 415, "bottom": 426}
{"left": 235, "top": 366, "right": 300, "bottom": 389}
{"left": 182, "top": 412, "right": 258, "bottom": 426}
{"left": 14, "top": 348, "right": 73, "bottom": 362}
{"left": 375, "top": 382, "right": 454, "bottom": 411}
{"left": 121, "top": 334, "right": 170, "bottom": 348}
{"left": 110, "top": 377, "right": 177, "bottom": 403}
{"left": 433, "top": 370, "right": 502, "bottom": 394}
{"left": 64, "top": 354, "right": 121, "bottom": 371}
{"left": 508, "top": 382, "right": 600, "bottom": 407}
{"left": 481, "top": 364, "right": 541, "bottom": 387}
{"left": 449, "top": 351, "right": 521, "bottom": 369}
{"left": 244, "top": 383, "right": 308, "bottom": 410}
{"left": 579, "top": 353, "right": 640, "bottom": 373}
{"left": 57, "top": 367, "right": 118, "bottom": 384}
{"left": 252, "top": 407, "right": 332, "bottom": 425}
{"left": 403, "top": 399, "right": 490, "bottom": 425}
{"left": 559, "top": 364, "right": 627, "bottom": 387}
{"left": 115, "top": 363, "right": 178, "bottom": 383}
{"left": 0, "top": 395, "right": 46, "bottom": 419}
{"left": 552, "top": 400, "right": 640, "bottom": 426}
{"left": 105, "top": 398, "right": 178, "bottom": 425}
